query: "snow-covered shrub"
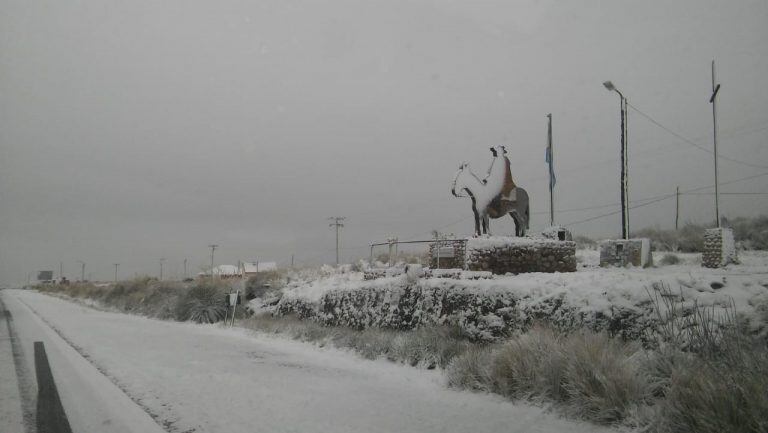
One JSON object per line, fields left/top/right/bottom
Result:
{"left": 243, "top": 312, "right": 473, "bottom": 368}
{"left": 276, "top": 273, "right": 671, "bottom": 342}
{"left": 632, "top": 224, "right": 705, "bottom": 252}
{"left": 445, "top": 346, "right": 495, "bottom": 391}
{"left": 646, "top": 342, "right": 768, "bottom": 433}
{"left": 389, "top": 325, "right": 470, "bottom": 368}
{"left": 560, "top": 333, "right": 649, "bottom": 424}
{"left": 730, "top": 215, "right": 768, "bottom": 250}
{"left": 447, "top": 326, "right": 652, "bottom": 426}
{"left": 490, "top": 326, "right": 567, "bottom": 401}
{"left": 659, "top": 254, "right": 681, "bottom": 266}
{"left": 175, "top": 283, "right": 228, "bottom": 323}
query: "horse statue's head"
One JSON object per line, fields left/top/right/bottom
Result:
{"left": 452, "top": 162, "right": 471, "bottom": 197}
{"left": 486, "top": 145, "right": 509, "bottom": 178}
{"left": 490, "top": 145, "right": 507, "bottom": 158}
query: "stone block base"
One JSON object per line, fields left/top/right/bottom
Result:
{"left": 465, "top": 237, "right": 576, "bottom": 274}
{"left": 599, "top": 238, "right": 653, "bottom": 268}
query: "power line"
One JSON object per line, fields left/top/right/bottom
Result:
{"left": 683, "top": 192, "right": 768, "bottom": 196}
{"left": 561, "top": 194, "right": 676, "bottom": 228}
{"left": 531, "top": 192, "right": 671, "bottom": 215}
{"left": 627, "top": 102, "right": 768, "bottom": 169}
{"left": 561, "top": 171, "right": 768, "bottom": 228}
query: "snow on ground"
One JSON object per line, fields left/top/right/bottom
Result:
{"left": 281, "top": 250, "right": 768, "bottom": 331}
{"left": 4, "top": 289, "right": 614, "bottom": 433}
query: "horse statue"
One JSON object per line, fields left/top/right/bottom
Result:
{"left": 451, "top": 146, "right": 530, "bottom": 237}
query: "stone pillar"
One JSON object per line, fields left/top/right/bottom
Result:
{"left": 702, "top": 228, "right": 738, "bottom": 268}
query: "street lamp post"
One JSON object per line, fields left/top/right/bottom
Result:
{"left": 603, "top": 80, "right": 630, "bottom": 239}
{"left": 208, "top": 245, "right": 218, "bottom": 283}
{"left": 76, "top": 261, "right": 86, "bottom": 282}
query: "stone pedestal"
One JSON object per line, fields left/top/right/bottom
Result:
{"left": 599, "top": 238, "right": 653, "bottom": 268}
{"left": 465, "top": 236, "right": 576, "bottom": 274}
{"left": 702, "top": 228, "right": 738, "bottom": 268}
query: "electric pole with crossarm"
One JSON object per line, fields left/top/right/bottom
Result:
{"left": 328, "top": 217, "right": 346, "bottom": 265}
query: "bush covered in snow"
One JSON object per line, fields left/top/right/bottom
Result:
{"left": 38, "top": 277, "right": 238, "bottom": 323}
{"left": 730, "top": 215, "right": 768, "bottom": 250}
{"left": 631, "top": 216, "right": 768, "bottom": 252}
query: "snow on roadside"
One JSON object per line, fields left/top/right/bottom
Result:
{"left": 10, "top": 290, "right": 615, "bottom": 433}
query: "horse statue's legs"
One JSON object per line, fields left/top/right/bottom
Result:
{"left": 510, "top": 212, "right": 521, "bottom": 236}
{"left": 472, "top": 207, "right": 482, "bottom": 237}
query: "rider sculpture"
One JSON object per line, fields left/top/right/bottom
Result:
{"left": 451, "top": 145, "right": 530, "bottom": 237}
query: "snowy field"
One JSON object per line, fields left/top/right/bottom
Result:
{"left": 1, "top": 289, "right": 613, "bottom": 433}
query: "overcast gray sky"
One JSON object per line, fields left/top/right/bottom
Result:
{"left": 2, "top": 0, "right": 767, "bottom": 284}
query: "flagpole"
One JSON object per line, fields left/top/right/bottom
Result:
{"left": 547, "top": 113, "right": 554, "bottom": 226}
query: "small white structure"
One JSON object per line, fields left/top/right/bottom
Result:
{"left": 540, "top": 226, "right": 573, "bottom": 242}
{"left": 240, "top": 261, "right": 277, "bottom": 278}
{"left": 599, "top": 238, "right": 653, "bottom": 268}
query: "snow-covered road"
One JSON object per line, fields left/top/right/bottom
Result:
{"left": 1, "top": 289, "right": 615, "bottom": 433}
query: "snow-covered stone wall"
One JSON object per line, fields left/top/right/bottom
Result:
{"left": 465, "top": 237, "right": 577, "bottom": 274}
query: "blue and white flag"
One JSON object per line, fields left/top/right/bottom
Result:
{"left": 546, "top": 115, "right": 556, "bottom": 189}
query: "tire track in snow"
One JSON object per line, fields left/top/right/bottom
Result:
{"left": 14, "top": 296, "right": 194, "bottom": 433}
{"left": 0, "top": 296, "right": 36, "bottom": 432}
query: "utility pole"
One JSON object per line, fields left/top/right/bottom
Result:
{"left": 710, "top": 60, "right": 722, "bottom": 228}
{"left": 546, "top": 113, "right": 555, "bottom": 226}
{"left": 386, "top": 237, "right": 398, "bottom": 266}
{"left": 183, "top": 258, "right": 188, "bottom": 280}
{"left": 59, "top": 262, "right": 63, "bottom": 281}
{"left": 675, "top": 186, "right": 680, "bottom": 230}
{"left": 208, "top": 245, "right": 218, "bottom": 283}
{"left": 114, "top": 264, "right": 119, "bottom": 282}
{"left": 328, "top": 217, "right": 346, "bottom": 265}
{"left": 77, "top": 261, "right": 85, "bottom": 282}
{"left": 159, "top": 258, "right": 165, "bottom": 281}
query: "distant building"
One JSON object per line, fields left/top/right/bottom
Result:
{"left": 239, "top": 261, "right": 277, "bottom": 278}
{"left": 198, "top": 264, "right": 241, "bottom": 279}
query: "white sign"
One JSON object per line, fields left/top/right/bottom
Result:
{"left": 228, "top": 292, "right": 239, "bottom": 307}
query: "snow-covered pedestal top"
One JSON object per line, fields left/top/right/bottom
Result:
{"left": 466, "top": 236, "right": 571, "bottom": 250}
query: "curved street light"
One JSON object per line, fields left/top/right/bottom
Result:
{"left": 603, "top": 80, "right": 630, "bottom": 239}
